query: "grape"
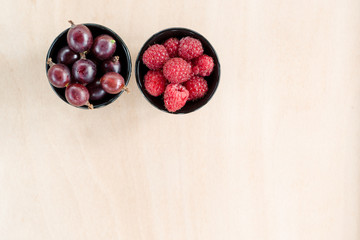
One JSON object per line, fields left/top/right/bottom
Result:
{"left": 65, "top": 83, "right": 93, "bottom": 109}
{"left": 100, "top": 72, "right": 128, "bottom": 94}
{"left": 101, "top": 56, "right": 121, "bottom": 74}
{"left": 72, "top": 58, "right": 97, "bottom": 84}
{"left": 67, "top": 20, "right": 93, "bottom": 53}
{"left": 47, "top": 58, "right": 71, "bottom": 88}
{"left": 57, "top": 46, "right": 79, "bottom": 66}
{"left": 87, "top": 80, "right": 107, "bottom": 102}
{"left": 92, "top": 34, "right": 116, "bottom": 60}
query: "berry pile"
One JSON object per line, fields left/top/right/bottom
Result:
{"left": 142, "top": 36, "right": 214, "bottom": 112}
{"left": 47, "top": 21, "right": 128, "bottom": 109}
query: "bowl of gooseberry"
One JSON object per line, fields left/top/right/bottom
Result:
{"left": 46, "top": 21, "right": 131, "bottom": 109}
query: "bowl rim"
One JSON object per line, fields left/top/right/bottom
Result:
{"left": 45, "top": 23, "right": 132, "bottom": 109}
{"left": 135, "top": 27, "right": 221, "bottom": 114}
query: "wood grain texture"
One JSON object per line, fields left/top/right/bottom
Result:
{"left": 0, "top": 0, "right": 360, "bottom": 239}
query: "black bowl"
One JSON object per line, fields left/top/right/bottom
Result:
{"left": 46, "top": 23, "right": 131, "bottom": 109}
{"left": 135, "top": 28, "right": 220, "bottom": 114}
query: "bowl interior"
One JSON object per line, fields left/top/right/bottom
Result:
{"left": 46, "top": 23, "right": 131, "bottom": 109}
{"left": 135, "top": 28, "right": 220, "bottom": 114}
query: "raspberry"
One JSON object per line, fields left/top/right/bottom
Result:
{"left": 188, "top": 62, "right": 196, "bottom": 77}
{"left": 192, "top": 65, "right": 200, "bottom": 75}
{"left": 163, "top": 58, "right": 192, "bottom": 84}
{"left": 142, "top": 44, "right": 169, "bottom": 70}
{"left": 183, "top": 76, "right": 208, "bottom": 101}
{"left": 144, "top": 70, "right": 166, "bottom": 97}
{"left": 164, "top": 84, "right": 189, "bottom": 112}
{"left": 192, "top": 54, "right": 214, "bottom": 76}
{"left": 164, "top": 38, "right": 179, "bottom": 57}
{"left": 178, "top": 37, "right": 204, "bottom": 60}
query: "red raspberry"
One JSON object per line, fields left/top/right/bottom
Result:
{"left": 163, "top": 58, "right": 192, "bottom": 84}
{"left": 178, "top": 37, "right": 204, "bottom": 60}
{"left": 188, "top": 62, "right": 196, "bottom": 77}
{"left": 164, "top": 84, "right": 189, "bottom": 112}
{"left": 164, "top": 38, "right": 179, "bottom": 57}
{"left": 192, "top": 54, "right": 214, "bottom": 76}
{"left": 142, "top": 44, "right": 169, "bottom": 70}
{"left": 192, "top": 65, "right": 200, "bottom": 75}
{"left": 183, "top": 76, "right": 208, "bottom": 101}
{"left": 144, "top": 70, "right": 166, "bottom": 97}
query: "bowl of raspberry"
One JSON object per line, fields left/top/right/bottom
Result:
{"left": 46, "top": 21, "right": 131, "bottom": 109}
{"left": 135, "top": 28, "right": 220, "bottom": 114}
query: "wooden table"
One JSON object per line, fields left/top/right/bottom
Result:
{"left": 1, "top": 0, "right": 359, "bottom": 239}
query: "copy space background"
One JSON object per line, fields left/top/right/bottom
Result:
{"left": 1, "top": 0, "right": 359, "bottom": 239}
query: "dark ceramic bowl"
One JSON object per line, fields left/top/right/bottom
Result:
{"left": 45, "top": 23, "right": 131, "bottom": 109}
{"left": 135, "top": 28, "right": 220, "bottom": 114}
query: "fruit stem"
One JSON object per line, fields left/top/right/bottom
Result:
{"left": 112, "top": 56, "right": 120, "bottom": 62}
{"left": 47, "top": 58, "right": 55, "bottom": 67}
{"left": 123, "top": 86, "right": 130, "bottom": 93}
{"left": 86, "top": 101, "right": 94, "bottom": 110}
{"left": 68, "top": 20, "right": 75, "bottom": 27}
{"left": 80, "top": 52, "right": 87, "bottom": 59}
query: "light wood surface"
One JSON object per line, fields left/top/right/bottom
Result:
{"left": 1, "top": 0, "right": 360, "bottom": 239}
